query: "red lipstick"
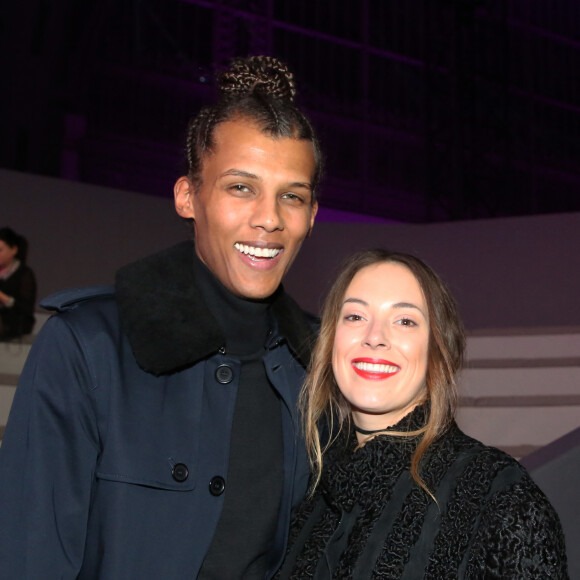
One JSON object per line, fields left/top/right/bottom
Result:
{"left": 351, "top": 357, "right": 400, "bottom": 381}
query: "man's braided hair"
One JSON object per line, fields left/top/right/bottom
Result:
{"left": 184, "top": 56, "right": 322, "bottom": 200}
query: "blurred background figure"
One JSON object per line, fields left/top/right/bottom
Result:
{"left": 0, "top": 228, "right": 36, "bottom": 340}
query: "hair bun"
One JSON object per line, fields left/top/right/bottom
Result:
{"left": 218, "top": 56, "right": 296, "bottom": 102}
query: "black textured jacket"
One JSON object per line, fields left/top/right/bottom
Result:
{"left": 278, "top": 406, "right": 568, "bottom": 579}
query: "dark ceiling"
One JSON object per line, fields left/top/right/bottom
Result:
{"left": 1, "top": 0, "right": 579, "bottom": 222}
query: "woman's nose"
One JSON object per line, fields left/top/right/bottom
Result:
{"left": 362, "top": 322, "right": 389, "bottom": 349}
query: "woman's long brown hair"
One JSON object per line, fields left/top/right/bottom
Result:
{"left": 301, "top": 249, "right": 465, "bottom": 496}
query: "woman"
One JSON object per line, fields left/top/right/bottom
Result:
{"left": 278, "top": 249, "right": 568, "bottom": 578}
{"left": 0, "top": 227, "right": 36, "bottom": 339}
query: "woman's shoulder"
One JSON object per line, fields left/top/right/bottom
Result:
{"left": 446, "top": 422, "right": 523, "bottom": 466}
{"left": 434, "top": 423, "right": 547, "bottom": 504}
{"left": 450, "top": 425, "right": 565, "bottom": 543}
{"left": 466, "top": 449, "right": 568, "bottom": 576}
{"left": 436, "top": 424, "right": 568, "bottom": 575}
{"left": 431, "top": 422, "right": 523, "bottom": 478}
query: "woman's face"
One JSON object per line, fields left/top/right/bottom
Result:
{"left": 332, "top": 261, "right": 430, "bottom": 431}
{"left": 0, "top": 241, "right": 18, "bottom": 269}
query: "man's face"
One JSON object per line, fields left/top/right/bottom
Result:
{"left": 175, "top": 118, "right": 318, "bottom": 299}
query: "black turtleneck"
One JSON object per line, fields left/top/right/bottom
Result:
{"left": 193, "top": 253, "right": 284, "bottom": 580}
{"left": 191, "top": 252, "right": 271, "bottom": 356}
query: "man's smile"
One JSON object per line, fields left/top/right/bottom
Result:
{"left": 234, "top": 243, "right": 282, "bottom": 260}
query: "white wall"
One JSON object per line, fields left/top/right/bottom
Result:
{"left": 3, "top": 169, "right": 186, "bottom": 298}
{"left": 284, "top": 215, "right": 580, "bottom": 330}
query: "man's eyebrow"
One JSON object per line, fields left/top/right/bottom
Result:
{"left": 289, "top": 181, "right": 313, "bottom": 191}
{"left": 221, "top": 169, "right": 259, "bottom": 180}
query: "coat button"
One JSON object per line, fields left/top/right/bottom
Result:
{"left": 172, "top": 463, "right": 189, "bottom": 482}
{"left": 215, "top": 364, "right": 233, "bottom": 384}
{"left": 209, "top": 476, "right": 226, "bottom": 496}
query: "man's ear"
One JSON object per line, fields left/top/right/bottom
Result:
{"left": 307, "top": 201, "right": 318, "bottom": 237}
{"left": 174, "top": 176, "right": 195, "bottom": 219}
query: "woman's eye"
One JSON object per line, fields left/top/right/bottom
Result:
{"left": 345, "top": 314, "right": 363, "bottom": 322}
{"left": 397, "top": 317, "right": 417, "bottom": 327}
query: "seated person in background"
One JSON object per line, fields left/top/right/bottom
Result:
{"left": 278, "top": 248, "right": 568, "bottom": 579}
{"left": 0, "top": 227, "right": 36, "bottom": 340}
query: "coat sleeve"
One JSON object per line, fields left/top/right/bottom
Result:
{"left": 469, "top": 472, "right": 569, "bottom": 578}
{"left": 0, "top": 314, "right": 100, "bottom": 579}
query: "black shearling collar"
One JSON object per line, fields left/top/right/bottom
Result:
{"left": 115, "top": 241, "right": 317, "bottom": 376}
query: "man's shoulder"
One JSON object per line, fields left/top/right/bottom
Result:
{"left": 39, "top": 242, "right": 194, "bottom": 316}
{"left": 34, "top": 286, "right": 121, "bottom": 351}
{"left": 40, "top": 285, "right": 116, "bottom": 314}
{"left": 39, "top": 285, "right": 120, "bottom": 337}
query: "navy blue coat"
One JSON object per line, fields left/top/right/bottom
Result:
{"left": 0, "top": 243, "right": 315, "bottom": 579}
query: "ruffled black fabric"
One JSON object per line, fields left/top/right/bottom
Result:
{"left": 279, "top": 405, "right": 568, "bottom": 579}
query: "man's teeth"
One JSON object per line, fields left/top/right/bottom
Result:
{"left": 234, "top": 243, "right": 281, "bottom": 258}
{"left": 354, "top": 362, "right": 399, "bottom": 374}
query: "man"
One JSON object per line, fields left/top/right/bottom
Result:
{"left": 0, "top": 56, "right": 321, "bottom": 578}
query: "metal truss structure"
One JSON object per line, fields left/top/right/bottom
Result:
{"left": 1, "top": 0, "right": 579, "bottom": 222}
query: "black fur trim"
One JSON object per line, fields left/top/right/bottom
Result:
{"left": 115, "top": 241, "right": 317, "bottom": 375}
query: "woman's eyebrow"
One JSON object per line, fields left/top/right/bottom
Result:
{"left": 393, "top": 302, "right": 427, "bottom": 317}
{"left": 343, "top": 298, "right": 426, "bottom": 317}
{"left": 393, "top": 301, "right": 420, "bottom": 309}
{"left": 343, "top": 298, "right": 368, "bottom": 307}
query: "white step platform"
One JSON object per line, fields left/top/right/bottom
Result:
{"left": 0, "top": 312, "right": 51, "bottom": 442}
{"left": 456, "top": 327, "right": 580, "bottom": 458}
